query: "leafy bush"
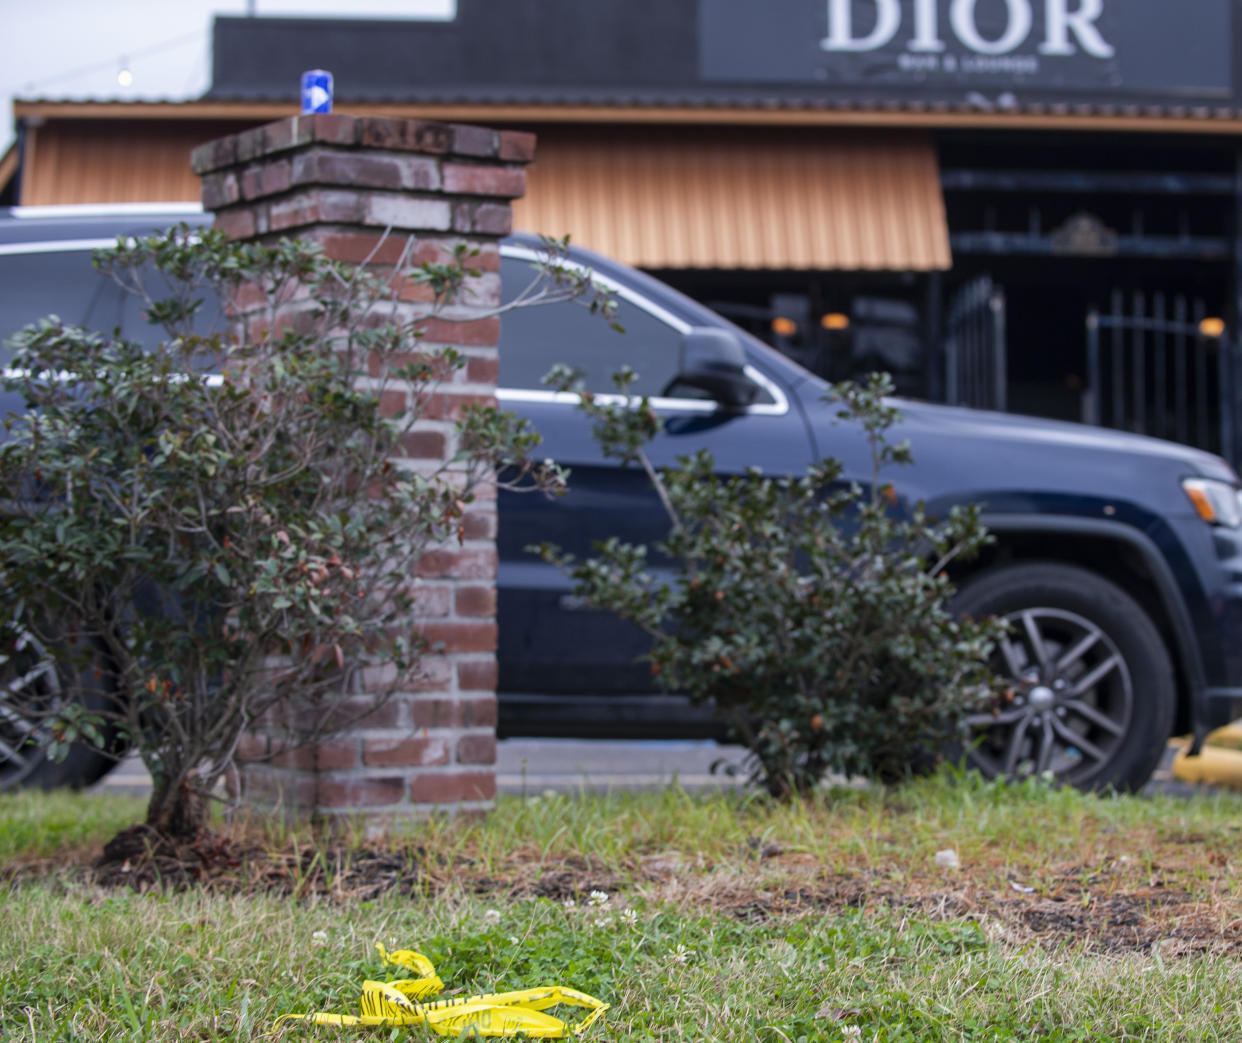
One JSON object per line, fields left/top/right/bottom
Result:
{"left": 538, "top": 370, "right": 1005, "bottom": 797}
{"left": 0, "top": 227, "right": 600, "bottom": 835}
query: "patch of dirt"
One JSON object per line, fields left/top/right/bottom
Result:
{"left": 506, "top": 855, "right": 625, "bottom": 903}
{"left": 72, "top": 826, "right": 451, "bottom": 900}
{"left": 6, "top": 829, "right": 1242, "bottom": 956}
{"left": 90, "top": 825, "right": 268, "bottom": 890}
{"left": 625, "top": 855, "right": 1242, "bottom": 956}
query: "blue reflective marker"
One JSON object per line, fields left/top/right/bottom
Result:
{"left": 301, "top": 69, "right": 334, "bottom": 115}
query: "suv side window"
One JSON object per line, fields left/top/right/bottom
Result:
{"left": 0, "top": 244, "right": 221, "bottom": 359}
{"left": 498, "top": 257, "right": 685, "bottom": 397}
{"left": 0, "top": 248, "right": 127, "bottom": 360}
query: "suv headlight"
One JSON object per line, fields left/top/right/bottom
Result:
{"left": 1182, "top": 478, "right": 1242, "bottom": 527}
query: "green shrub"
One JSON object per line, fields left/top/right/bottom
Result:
{"left": 538, "top": 370, "right": 1005, "bottom": 796}
{"left": 0, "top": 228, "right": 600, "bottom": 835}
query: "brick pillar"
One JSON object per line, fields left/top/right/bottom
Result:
{"left": 191, "top": 114, "right": 535, "bottom": 822}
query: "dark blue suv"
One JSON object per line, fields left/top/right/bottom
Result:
{"left": 3, "top": 205, "right": 1241, "bottom": 792}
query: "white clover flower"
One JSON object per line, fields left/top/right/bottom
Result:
{"left": 563, "top": 898, "right": 577, "bottom": 911}
{"left": 508, "top": 936, "right": 520, "bottom": 945}
{"left": 483, "top": 909, "right": 502, "bottom": 924}
{"left": 588, "top": 890, "right": 610, "bottom": 906}
{"left": 619, "top": 908, "right": 639, "bottom": 926}
{"left": 311, "top": 930, "right": 328, "bottom": 944}
{"left": 841, "top": 1027, "right": 862, "bottom": 1040}
{"left": 592, "top": 915, "right": 614, "bottom": 928}
{"left": 670, "top": 943, "right": 695, "bottom": 964}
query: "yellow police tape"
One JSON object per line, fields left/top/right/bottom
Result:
{"left": 276, "top": 944, "right": 609, "bottom": 1037}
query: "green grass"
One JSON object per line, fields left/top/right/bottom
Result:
{"left": 5, "top": 772, "right": 1242, "bottom": 1040}
{"left": 4, "top": 884, "right": 1242, "bottom": 1040}
{"left": 0, "top": 790, "right": 146, "bottom": 862}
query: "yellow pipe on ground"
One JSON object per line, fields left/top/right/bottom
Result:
{"left": 1202, "top": 721, "right": 1242, "bottom": 750}
{"left": 1170, "top": 730, "right": 1242, "bottom": 788}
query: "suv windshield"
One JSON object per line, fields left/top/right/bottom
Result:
{"left": 0, "top": 248, "right": 128, "bottom": 361}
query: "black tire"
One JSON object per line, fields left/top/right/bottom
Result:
{"left": 0, "top": 627, "right": 122, "bottom": 791}
{"left": 952, "top": 561, "right": 1174, "bottom": 792}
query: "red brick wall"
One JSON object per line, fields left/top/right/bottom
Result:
{"left": 193, "top": 114, "right": 533, "bottom": 821}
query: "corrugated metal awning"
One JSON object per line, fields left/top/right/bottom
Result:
{"left": 17, "top": 119, "right": 256, "bottom": 206}
{"left": 512, "top": 128, "right": 951, "bottom": 271}
{"left": 15, "top": 117, "right": 950, "bottom": 272}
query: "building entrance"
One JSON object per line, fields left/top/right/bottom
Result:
{"left": 938, "top": 130, "right": 1240, "bottom": 458}
{"left": 945, "top": 251, "right": 1234, "bottom": 461}
{"left": 1086, "top": 291, "right": 1238, "bottom": 461}
{"left": 945, "top": 275, "right": 1006, "bottom": 412}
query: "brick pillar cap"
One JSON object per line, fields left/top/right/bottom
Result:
{"left": 191, "top": 114, "right": 536, "bottom": 175}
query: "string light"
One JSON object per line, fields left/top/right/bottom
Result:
{"left": 18, "top": 30, "right": 204, "bottom": 95}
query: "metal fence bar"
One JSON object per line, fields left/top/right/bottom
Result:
{"left": 1219, "top": 331, "right": 1234, "bottom": 464}
{"left": 1093, "top": 315, "right": 1215, "bottom": 334}
{"left": 961, "top": 282, "right": 970, "bottom": 407}
{"left": 946, "top": 329, "right": 959, "bottom": 407}
{"left": 1154, "top": 293, "right": 1167, "bottom": 440}
{"left": 1111, "top": 288, "right": 1124, "bottom": 429}
{"left": 1133, "top": 290, "right": 1146, "bottom": 434}
{"left": 991, "top": 288, "right": 1007, "bottom": 412}
{"left": 964, "top": 283, "right": 975, "bottom": 407}
{"left": 1175, "top": 295, "right": 1189, "bottom": 445}
{"left": 974, "top": 279, "right": 987, "bottom": 408}
{"left": 1085, "top": 310, "right": 1100, "bottom": 426}
{"left": 1195, "top": 300, "right": 1210, "bottom": 450}
{"left": 1228, "top": 337, "right": 1242, "bottom": 467}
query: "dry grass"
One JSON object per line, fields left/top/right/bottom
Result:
{"left": 5, "top": 772, "right": 1242, "bottom": 1039}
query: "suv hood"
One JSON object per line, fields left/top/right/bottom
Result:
{"left": 896, "top": 398, "right": 1236, "bottom": 481}
{"left": 795, "top": 382, "right": 1237, "bottom": 517}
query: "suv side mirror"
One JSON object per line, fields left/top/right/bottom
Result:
{"left": 673, "top": 328, "right": 758, "bottom": 407}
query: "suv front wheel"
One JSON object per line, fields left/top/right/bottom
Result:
{"left": 952, "top": 561, "right": 1174, "bottom": 792}
{"left": 0, "top": 627, "right": 121, "bottom": 791}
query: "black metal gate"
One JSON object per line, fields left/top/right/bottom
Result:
{"left": 1085, "top": 290, "right": 1239, "bottom": 464}
{"left": 945, "top": 276, "right": 1007, "bottom": 411}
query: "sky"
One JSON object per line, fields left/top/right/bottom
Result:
{"left": 0, "top": 0, "right": 456, "bottom": 153}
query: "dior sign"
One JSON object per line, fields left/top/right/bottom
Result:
{"left": 698, "top": 0, "right": 1234, "bottom": 99}
{"left": 821, "top": 0, "right": 1113, "bottom": 58}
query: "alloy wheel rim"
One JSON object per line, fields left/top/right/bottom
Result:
{"left": 0, "top": 630, "right": 61, "bottom": 789}
{"left": 966, "top": 607, "right": 1134, "bottom": 784}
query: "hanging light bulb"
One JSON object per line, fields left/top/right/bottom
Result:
{"left": 117, "top": 58, "right": 133, "bottom": 88}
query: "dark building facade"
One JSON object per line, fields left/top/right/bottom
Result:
{"left": 11, "top": 1, "right": 1242, "bottom": 461}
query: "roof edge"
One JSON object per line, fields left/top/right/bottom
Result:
{"left": 14, "top": 98, "right": 1242, "bottom": 137}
